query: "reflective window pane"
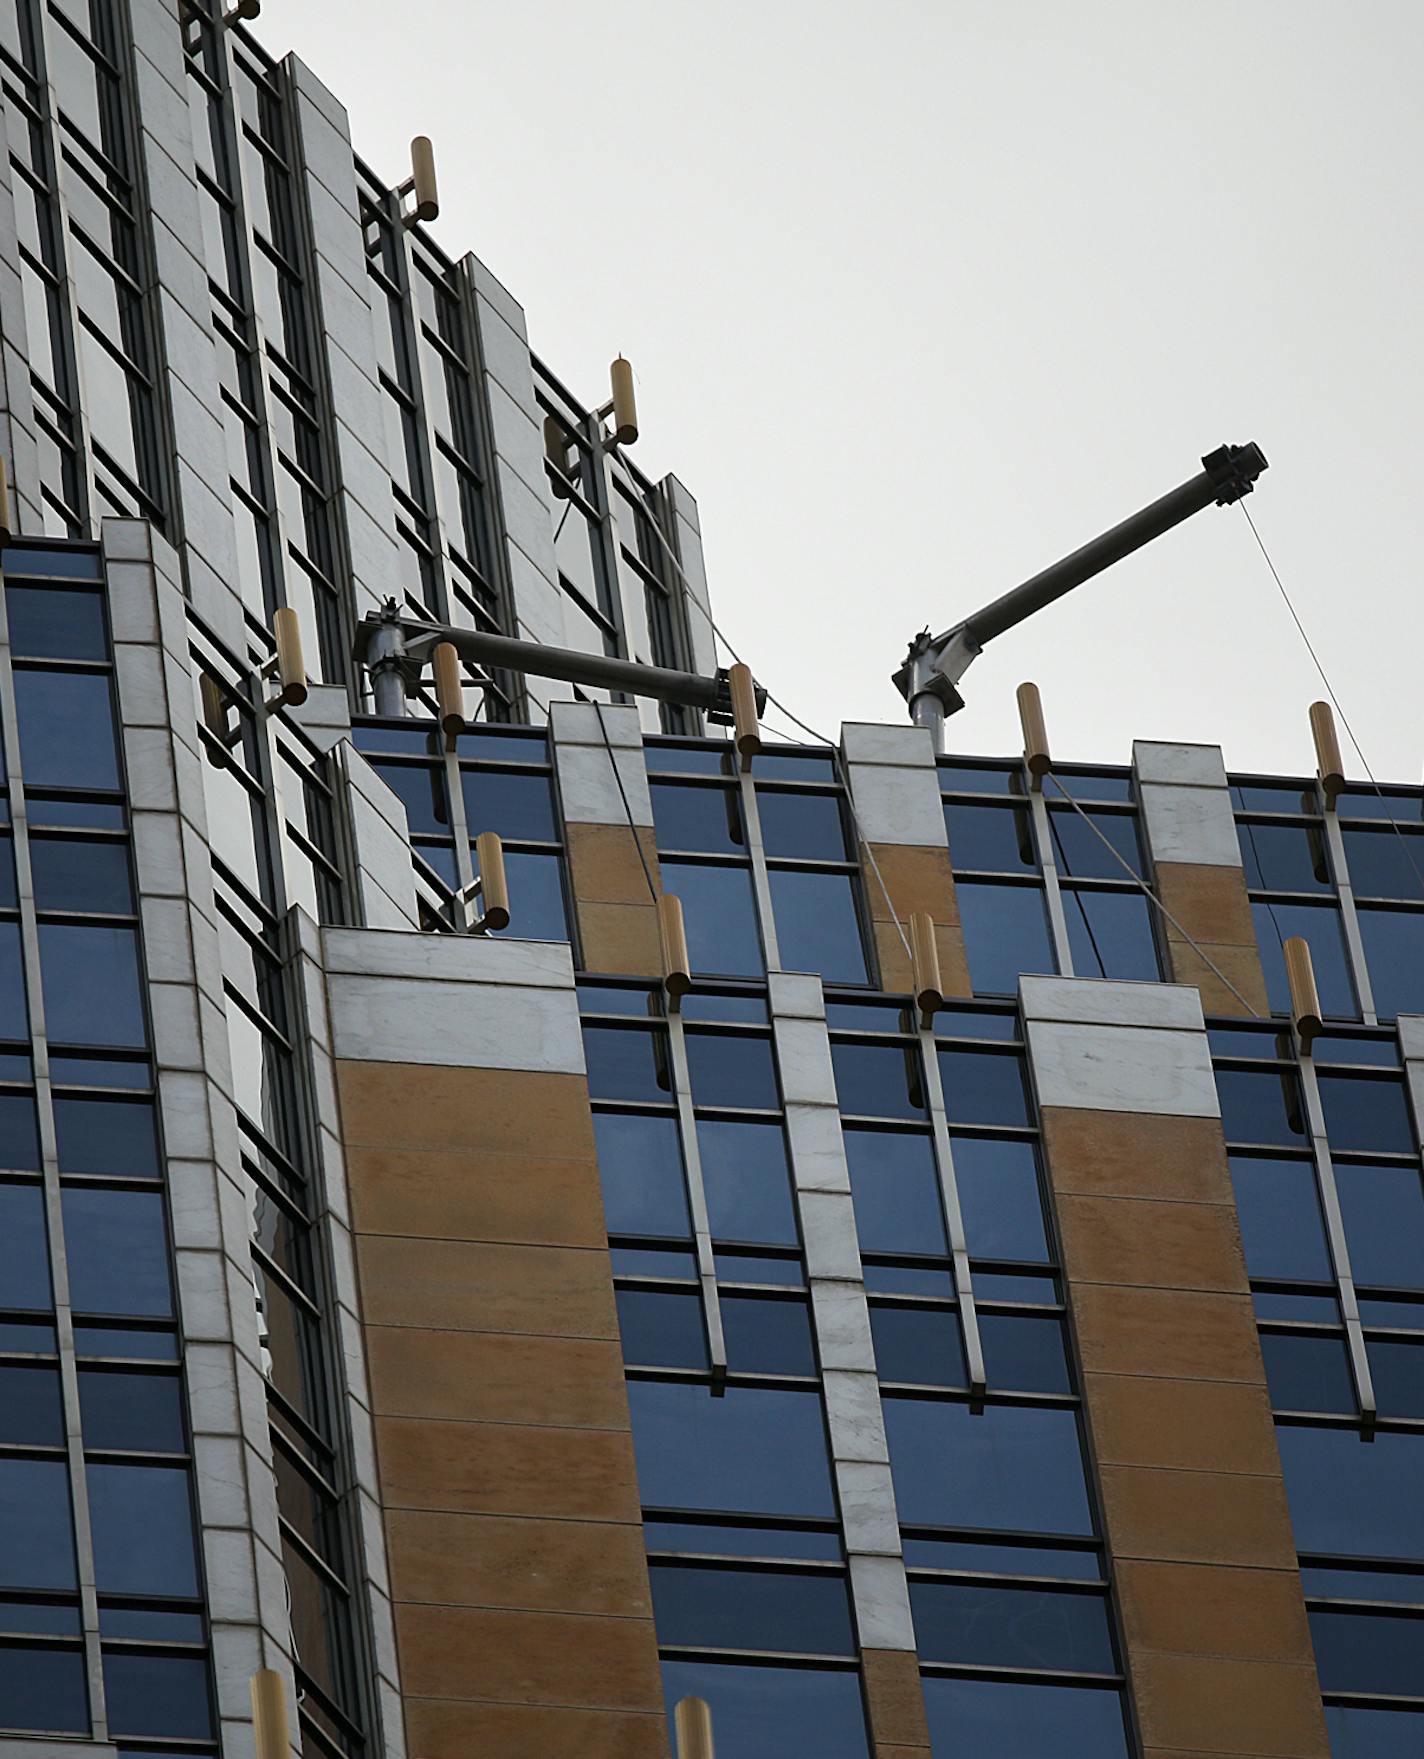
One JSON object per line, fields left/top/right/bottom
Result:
{"left": 661, "top": 1660, "right": 868, "bottom": 1759}
{"left": 1215, "top": 1068, "right": 1307, "bottom": 1147}
{"left": 1310, "top": 1606, "right": 1424, "bottom": 1697}
{"left": 883, "top": 1397, "right": 1092, "bottom": 1534}
{"left": 54, "top": 1096, "right": 158, "bottom": 1178}
{"left": 661, "top": 861, "right": 763, "bottom": 977}
{"left": 1342, "top": 828, "right": 1424, "bottom": 899}
{"left": 768, "top": 869, "right": 868, "bottom": 986}
{"left": 103, "top": 1650, "right": 213, "bottom": 1739}
{"left": 0, "top": 920, "right": 29, "bottom": 1038}
{"left": 944, "top": 803, "right": 1035, "bottom": 872}
{"left": 1369, "top": 1338, "right": 1424, "bottom": 1418}
{"left": 1252, "top": 902, "right": 1357, "bottom": 1018}
{"left": 367, "top": 760, "right": 447, "bottom": 834}
{"left": 723, "top": 1294, "right": 816, "bottom": 1374}
{"left": 937, "top": 1049, "right": 1030, "bottom": 1126}
{"left": 6, "top": 585, "right": 106, "bottom": 659}
{"left": 460, "top": 767, "right": 557, "bottom": 842}
{"left": 845, "top": 1130, "right": 946, "bottom": 1257}
{"left": 0, "top": 1183, "right": 51, "bottom": 1305}
{"left": 494, "top": 849, "right": 568, "bottom": 942}
{"left": 871, "top": 1304, "right": 964, "bottom": 1386}
{"left": 1229, "top": 1154, "right": 1332, "bottom": 1281}
{"left": 952, "top": 1136, "right": 1050, "bottom": 1263}
{"left": 583, "top": 1025, "right": 671, "bottom": 1104}
{"left": 1337, "top": 1162, "right": 1424, "bottom": 1290}
{"left": 1278, "top": 1425, "right": 1424, "bottom": 1559}
{"left": 78, "top": 1368, "right": 185, "bottom": 1452}
{"left": 980, "top": 1312, "right": 1072, "bottom": 1393}
{"left": 957, "top": 883, "right": 1054, "bottom": 996}
{"left": 87, "top": 1464, "right": 198, "bottom": 1596}
{"left": 13, "top": 668, "right": 119, "bottom": 789}
{"left": 1237, "top": 821, "right": 1332, "bottom": 892}
{"left": 1319, "top": 1075, "right": 1415, "bottom": 1154}
{"left": 31, "top": 835, "right": 133, "bottom": 913}
{"left": 686, "top": 1032, "right": 780, "bottom": 1110}
{"left": 910, "top": 1580, "right": 1115, "bottom": 1671}
{"left": 0, "top": 1363, "right": 64, "bottom": 1444}
{"left": 39, "top": 925, "right": 145, "bottom": 1046}
{"left": 757, "top": 791, "right": 849, "bottom": 860}
{"left": 0, "top": 1458, "right": 75, "bottom": 1590}
{"left": 1063, "top": 888, "right": 1160, "bottom": 982}
{"left": 1325, "top": 1705, "right": 1424, "bottom": 1756}
{"left": 0, "top": 1643, "right": 87, "bottom": 1733}
{"left": 594, "top": 1112, "right": 690, "bottom": 1237}
{"left": 617, "top": 1287, "right": 705, "bottom": 1369}
{"left": 699, "top": 1119, "right": 797, "bottom": 1245}
{"left": 1260, "top": 1331, "right": 1353, "bottom": 1412}
{"left": 651, "top": 1563, "right": 855, "bottom": 1654}
{"left": 652, "top": 783, "right": 743, "bottom": 854}
{"left": 1048, "top": 809, "right": 1143, "bottom": 880}
{"left": 628, "top": 1380, "right": 835, "bottom": 1518}
{"left": 1359, "top": 907, "right": 1424, "bottom": 1022}
{"left": 923, "top": 1677, "right": 1128, "bottom": 1759}
{"left": 61, "top": 1187, "right": 172, "bottom": 1317}
{"left": 832, "top": 1041, "right": 925, "bottom": 1121}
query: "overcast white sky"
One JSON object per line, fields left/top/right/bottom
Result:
{"left": 270, "top": 2, "right": 1423, "bottom": 781}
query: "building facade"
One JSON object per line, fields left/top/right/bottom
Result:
{"left": 0, "top": 6, "right": 1420, "bottom": 1759}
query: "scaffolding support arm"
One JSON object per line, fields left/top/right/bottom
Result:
{"left": 893, "top": 441, "right": 1268, "bottom": 746}
{"left": 355, "top": 604, "right": 767, "bottom": 724}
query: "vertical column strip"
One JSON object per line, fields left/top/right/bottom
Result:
{"left": 1028, "top": 785, "right": 1074, "bottom": 977}
{"left": 738, "top": 770, "right": 782, "bottom": 972}
{"left": 1321, "top": 804, "right": 1377, "bottom": 1023}
{"left": 916, "top": 1024, "right": 985, "bottom": 1394}
{"left": 666, "top": 1009, "right": 726, "bottom": 1377}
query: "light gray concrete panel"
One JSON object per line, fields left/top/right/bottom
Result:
{"left": 1133, "top": 740, "right": 1230, "bottom": 789}
{"left": 465, "top": 250, "right": 528, "bottom": 339}
{"left": 551, "top": 702, "right": 654, "bottom": 826}
{"left": 841, "top": 722, "right": 940, "bottom": 769}
{"left": 798, "top": 1190, "right": 863, "bottom": 1281}
{"left": 767, "top": 971, "right": 825, "bottom": 1019}
{"left": 1025, "top": 1019, "right": 1220, "bottom": 1117}
{"left": 325, "top": 972, "right": 584, "bottom": 1073}
{"left": 474, "top": 298, "right": 538, "bottom": 406}
{"left": 1396, "top": 1015, "right": 1424, "bottom": 1061}
{"left": 823, "top": 1370, "right": 890, "bottom": 1464}
{"left": 1020, "top": 974, "right": 1206, "bottom": 1032}
{"left": 322, "top": 925, "right": 576, "bottom": 989}
{"left": 1137, "top": 780, "right": 1243, "bottom": 868}
{"left": 810, "top": 1280, "right": 877, "bottom": 1371}
{"left": 848, "top": 1552, "right": 916, "bottom": 1652}
{"left": 289, "top": 683, "right": 350, "bottom": 755}
{"left": 845, "top": 754, "right": 948, "bottom": 850}
{"left": 775, "top": 1015, "right": 840, "bottom": 1108}
{"left": 500, "top": 467, "right": 559, "bottom": 582}
{"left": 837, "top": 1460, "right": 902, "bottom": 1555}
{"left": 486, "top": 377, "right": 549, "bottom": 502}
{"left": 664, "top": 473, "right": 701, "bottom": 537}
{"left": 783, "top": 1103, "right": 852, "bottom": 1193}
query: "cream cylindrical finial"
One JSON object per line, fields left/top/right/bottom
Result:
{"left": 1016, "top": 680, "right": 1050, "bottom": 783}
{"left": 251, "top": 1670, "right": 288, "bottom": 1759}
{"left": 728, "top": 662, "right": 760, "bottom": 768}
{"left": 474, "top": 830, "right": 510, "bottom": 932}
{"left": 433, "top": 640, "right": 464, "bottom": 740}
{"left": 674, "top": 1695, "right": 715, "bottom": 1759}
{"left": 272, "top": 606, "right": 308, "bottom": 707}
{"left": 910, "top": 911, "right": 943, "bottom": 1024}
{"left": 610, "top": 356, "right": 638, "bottom": 446}
{"left": 410, "top": 136, "right": 439, "bottom": 222}
{"left": 658, "top": 892, "right": 691, "bottom": 1005}
{"left": 1309, "top": 700, "right": 1345, "bottom": 804}
{"left": 1283, "top": 935, "right": 1322, "bottom": 1050}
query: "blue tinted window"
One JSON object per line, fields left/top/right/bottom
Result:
{"left": 617, "top": 1288, "right": 705, "bottom": 1369}
{"left": 593, "top": 1112, "right": 689, "bottom": 1237}
{"left": 651, "top": 1563, "right": 855, "bottom": 1654}
{"left": 103, "top": 1650, "right": 212, "bottom": 1739}
{"left": 454, "top": 728, "right": 549, "bottom": 764}
{"left": 752, "top": 751, "right": 838, "bottom": 784}
{"left": 651, "top": 783, "right": 743, "bottom": 853}
{"left": 1278, "top": 1425, "right": 1424, "bottom": 1559}
{"left": 1229, "top": 1155, "right": 1331, "bottom": 1280}
{"left": 0, "top": 1183, "right": 51, "bottom": 1304}
{"left": 31, "top": 836, "right": 132, "bottom": 913}
{"left": 1215, "top": 1069, "right": 1307, "bottom": 1147}
{"left": 832, "top": 1041, "right": 924, "bottom": 1120}
{"left": 78, "top": 1369, "right": 185, "bottom": 1452}
{"left": 61, "top": 1188, "right": 173, "bottom": 1317}
{"left": 923, "top": 1676, "right": 1128, "bottom": 1758}
{"left": 1310, "top": 1606, "right": 1424, "bottom": 1696}
{"left": 55, "top": 1096, "right": 159, "bottom": 1178}
{"left": 1253, "top": 902, "right": 1357, "bottom": 1018}
{"left": 661, "top": 862, "right": 763, "bottom": 977}
{"left": 686, "top": 1032, "right": 779, "bottom": 1110}
{"left": 628, "top": 1380, "right": 834, "bottom": 1518}
{"left": 938, "top": 1048, "right": 1030, "bottom": 1126}
{"left": 903, "top": 1537, "right": 1103, "bottom": 1577}
{"left": 1325, "top": 1705, "right": 1424, "bottom": 1756}
{"left": 1359, "top": 908, "right": 1424, "bottom": 1022}
{"left": 13, "top": 669, "right": 119, "bottom": 789}
{"left": 1338, "top": 1163, "right": 1424, "bottom": 1290}
{"left": 699, "top": 1120, "right": 797, "bottom": 1245}
{"left": 845, "top": 1130, "right": 945, "bottom": 1256}
{"left": 871, "top": 1305, "right": 965, "bottom": 1386}
{"left": 40, "top": 924, "right": 145, "bottom": 1046}
{"left": 583, "top": 1025, "right": 671, "bottom": 1103}
{"left": 367, "top": 761, "right": 446, "bottom": 833}
{"left": 0, "top": 920, "right": 28, "bottom": 1038}
{"left": 1063, "top": 888, "right": 1160, "bottom": 982}
{"left": 981, "top": 1313, "right": 1072, "bottom": 1393}
{"left": 661, "top": 1660, "right": 868, "bottom": 1759}
{"left": 957, "top": 882, "right": 1054, "bottom": 995}
{"left": 758, "top": 791, "right": 848, "bottom": 860}
{"left": 768, "top": 869, "right": 868, "bottom": 986}
{"left": 1238, "top": 821, "right": 1332, "bottom": 891}
{"left": 0, "top": 1642, "right": 87, "bottom": 1733}
{"left": 944, "top": 803, "right": 1035, "bottom": 872}
{"left": 1370, "top": 1339, "right": 1424, "bottom": 1418}
{"left": 645, "top": 1520, "right": 842, "bottom": 1561}
{"left": 1260, "top": 1332, "right": 1353, "bottom": 1412}
{"left": 88, "top": 1464, "right": 197, "bottom": 1596}
{"left": 883, "top": 1397, "right": 1092, "bottom": 1534}
{"left": 1343, "top": 829, "right": 1424, "bottom": 899}
{"left": 0, "top": 835, "right": 15, "bottom": 908}
{"left": 0, "top": 1458, "right": 75, "bottom": 1589}
{"left": 952, "top": 1136, "right": 1050, "bottom": 1263}
{"left": 3, "top": 548, "right": 101, "bottom": 578}
{"left": 939, "top": 764, "right": 1019, "bottom": 794}
{"left": 460, "top": 767, "right": 556, "bottom": 842}
{"left": 494, "top": 850, "right": 567, "bottom": 942}
{"left": 911, "top": 1581, "right": 1114, "bottom": 1671}
{"left": 1048, "top": 809, "right": 1143, "bottom": 880}
{"left": 1319, "top": 1075, "right": 1416, "bottom": 1154}
{"left": 0, "top": 1363, "right": 63, "bottom": 1444}
{"left": 723, "top": 1295, "right": 816, "bottom": 1374}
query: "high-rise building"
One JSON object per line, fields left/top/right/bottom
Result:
{"left": 0, "top": 6, "right": 1418, "bottom": 1759}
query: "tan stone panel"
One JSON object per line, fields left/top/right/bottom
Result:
{"left": 347, "top": 1145, "right": 608, "bottom": 1250}
{"left": 1072, "top": 1284, "right": 1264, "bottom": 1383}
{"left": 377, "top": 1415, "right": 642, "bottom": 1522}
{"left": 1056, "top": 1193, "right": 1249, "bottom": 1295}
{"left": 862, "top": 1647, "right": 930, "bottom": 1748}
{"left": 367, "top": 1326, "right": 629, "bottom": 1428}
{"left": 387, "top": 1509, "right": 652, "bottom": 1617}
{"left": 1117, "top": 1559, "right": 1314, "bottom": 1664}
{"left": 1041, "top": 1108, "right": 1234, "bottom": 1204}
{"left": 1165, "top": 938, "right": 1271, "bottom": 1019}
{"left": 1101, "top": 1465, "right": 1299, "bottom": 1570}
{"left": 575, "top": 900, "right": 664, "bottom": 978}
{"left": 566, "top": 821, "right": 662, "bottom": 905}
{"left": 875, "top": 1749, "right": 933, "bottom": 1759}
{"left": 406, "top": 1699, "right": 670, "bottom": 1759}
{"left": 1085, "top": 1375, "right": 1282, "bottom": 1476}
{"left": 356, "top": 1235, "right": 618, "bottom": 1339}
{"left": 396, "top": 1602, "right": 664, "bottom": 1710}
{"left": 1134, "top": 1653, "right": 1329, "bottom": 1756}
{"left": 1157, "top": 862, "right": 1259, "bottom": 947}
{"left": 863, "top": 844, "right": 971, "bottom": 997}
{"left": 337, "top": 1062, "right": 597, "bottom": 1157}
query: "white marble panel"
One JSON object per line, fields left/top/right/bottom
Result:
{"left": 847, "top": 761, "right": 948, "bottom": 849}
{"left": 1133, "top": 740, "right": 1229, "bottom": 789}
{"left": 1026, "top": 1019, "right": 1220, "bottom": 1116}
{"left": 774, "top": 1015, "right": 840, "bottom": 1108}
{"left": 848, "top": 1552, "right": 916, "bottom": 1651}
{"left": 1020, "top": 974, "right": 1205, "bottom": 1032}
{"left": 836, "top": 1460, "right": 902, "bottom": 1555}
{"left": 1138, "top": 781, "right": 1242, "bottom": 868}
{"left": 327, "top": 973, "right": 585, "bottom": 1074}
{"left": 823, "top": 1369, "right": 890, "bottom": 1464}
